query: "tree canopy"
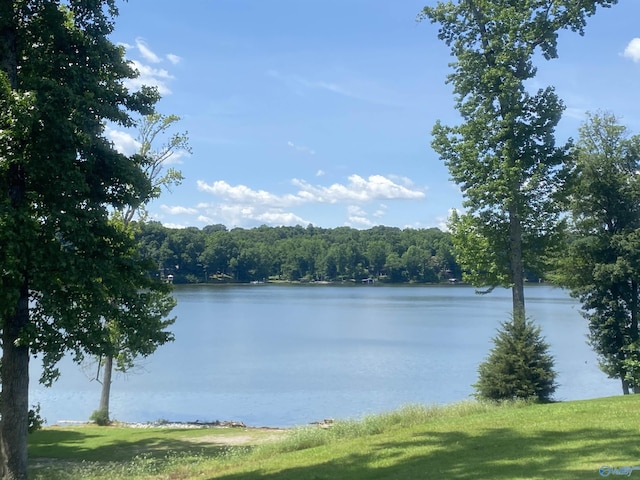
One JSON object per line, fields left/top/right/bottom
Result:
{"left": 135, "top": 223, "right": 462, "bottom": 285}
{"left": 0, "top": 1, "right": 164, "bottom": 477}
{"left": 554, "top": 112, "right": 640, "bottom": 394}
{"left": 420, "top": 0, "right": 616, "bottom": 320}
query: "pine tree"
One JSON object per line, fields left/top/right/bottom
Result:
{"left": 474, "top": 317, "right": 557, "bottom": 402}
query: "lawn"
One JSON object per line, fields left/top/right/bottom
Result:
{"left": 28, "top": 396, "right": 640, "bottom": 479}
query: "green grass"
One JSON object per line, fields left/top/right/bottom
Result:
{"left": 29, "top": 396, "right": 640, "bottom": 479}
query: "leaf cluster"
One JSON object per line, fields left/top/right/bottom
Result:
{"left": 0, "top": 1, "right": 170, "bottom": 382}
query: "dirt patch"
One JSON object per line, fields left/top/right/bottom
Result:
{"left": 183, "top": 428, "right": 288, "bottom": 446}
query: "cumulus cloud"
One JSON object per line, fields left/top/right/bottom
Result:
{"left": 191, "top": 174, "right": 425, "bottom": 228}
{"left": 623, "top": 38, "right": 640, "bottom": 62}
{"left": 292, "top": 174, "right": 425, "bottom": 203}
{"left": 166, "top": 54, "right": 182, "bottom": 65}
{"left": 197, "top": 180, "right": 304, "bottom": 208}
{"left": 162, "top": 223, "right": 188, "bottom": 229}
{"left": 120, "top": 39, "right": 180, "bottom": 95}
{"left": 346, "top": 205, "right": 373, "bottom": 227}
{"left": 195, "top": 202, "right": 308, "bottom": 228}
{"left": 105, "top": 126, "right": 140, "bottom": 155}
{"left": 135, "top": 38, "right": 162, "bottom": 63}
{"left": 373, "top": 204, "right": 388, "bottom": 218}
{"left": 161, "top": 205, "right": 198, "bottom": 215}
{"left": 197, "top": 175, "right": 424, "bottom": 208}
{"left": 125, "top": 60, "right": 174, "bottom": 95}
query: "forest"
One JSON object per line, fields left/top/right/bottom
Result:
{"left": 135, "top": 222, "right": 467, "bottom": 285}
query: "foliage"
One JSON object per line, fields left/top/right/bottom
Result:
{"left": 93, "top": 113, "right": 187, "bottom": 421}
{"left": 0, "top": 1, "right": 161, "bottom": 477}
{"left": 553, "top": 112, "right": 640, "bottom": 394}
{"left": 134, "top": 223, "right": 461, "bottom": 284}
{"left": 89, "top": 409, "right": 111, "bottom": 427}
{"left": 474, "top": 316, "right": 557, "bottom": 402}
{"left": 121, "top": 113, "right": 190, "bottom": 224}
{"left": 27, "top": 404, "right": 44, "bottom": 435}
{"left": 419, "top": 0, "right": 615, "bottom": 320}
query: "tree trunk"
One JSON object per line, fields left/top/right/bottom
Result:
{"left": 98, "top": 355, "right": 113, "bottom": 420}
{"left": 622, "top": 378, "right": 630, "bottom": 395}
{"left": 509, "top": 204, "right": 526, "bottom": 324}
{"left": 1, "top": 7, "right": 28, "bottom": 474}
{"left": 631, "top": 280, "right": 639, "bottom": 393}
{"left": 0, "top": 283, "right": 30, "bottom": 480}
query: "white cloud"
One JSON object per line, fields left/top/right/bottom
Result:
{"left": 120, "top": 40, "right": 181, "bottom": 95}
{"left": 292, "top": 174, "right": 425, "bottom": 203}
{"left": 197, "top": 175, "right": 424, "bottom": 208}
{"left": 162, "top": 223, "right": 188, "bottom": 229}
{"left": 197, "top": 215, "right": 214, "bottom": 224}
{"left": 135, "top": 38, "right": 162, "bottom": 63}
{"left": 125, "top": 60, "right": 174, "bottom": 95}
{"left": 162, "top": 149, "right": 190, "bottom": 166}
{"left": 161, "top": 205, "right": 198, "bottom": 215}
{"left": 194, "top": 174, "right": 424, "bottom": 228}
{"left": 105, "top": 126, "right": 140, "bottom": 155}
{"left": 373, "top": 204, "right": 388, "bottom": 218}
{"left": 166, "top": 54, "right": 182, "bottom": 65}
{"left": 346, "top": 205, "right": 373, "bottom": 227}
{"left": 197, "top": 180, "right": 304, "bottom": 208}
{"left": 316, "top": 170, "right": 326, "bottom": 177}
{"left": 623, "top": 38, "right": 640, "bottom": 62}
{"left": 195, "top": 202, "right": 308, "bottom": 228}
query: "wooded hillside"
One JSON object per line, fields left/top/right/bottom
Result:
{"left": 136, "top": 223, "right": 463, "bottom": 284}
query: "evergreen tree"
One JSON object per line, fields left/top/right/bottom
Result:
{"left": 475, "top": 317, "right": 557, "bottom": 402}
{"left": 553, "top": 112, "right": 640, "bottom": 394}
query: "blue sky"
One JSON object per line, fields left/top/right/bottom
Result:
{"left": 108, "top": 0, "right": 640, "bottom": 230}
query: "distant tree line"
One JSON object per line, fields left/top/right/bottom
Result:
{"left": 135, "top": 223, "right": 467, "bottom": 284}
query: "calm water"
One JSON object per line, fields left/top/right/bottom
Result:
{"left": 30, "top": 284, "right": 621, "bottom": 427}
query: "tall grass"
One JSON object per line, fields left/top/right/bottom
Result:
{"left": 254, "top": 401, "right": 513, "bottom": 456}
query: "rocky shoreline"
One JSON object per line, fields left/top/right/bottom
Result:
{"left": 58, "top": 418, "right": 335, "bottom": 430}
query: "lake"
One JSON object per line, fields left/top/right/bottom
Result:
{"left": 30, "top": 284, "right": 621, "bottom": 427}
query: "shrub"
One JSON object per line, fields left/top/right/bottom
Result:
{"left": 89, "top": 408, "right": 111, "bottom": 426}
{"left": 474, "top": 316, "right": 557, "bottom": 402}
{"left": 28, "top": 403, "right": 45, "bottom": 433}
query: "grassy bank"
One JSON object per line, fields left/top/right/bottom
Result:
{"left": 29, "top": 395, "right": 639, "bottom": 479}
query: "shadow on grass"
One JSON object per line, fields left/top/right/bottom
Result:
{"left": 29, "top": 428, "right": 234, "bottom": 463}
{"left": 209, "top": 425, "right": 640, "bottom": 480}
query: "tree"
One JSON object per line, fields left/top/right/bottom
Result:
{"left": 474, "top": 317, "right": 557, "bottom": 402}
{"left": 420, "top": 0, "right": 616, "bottom": 322}
{"left": 0, "top": 2, "right": 161, "bottom": 477}
{"left": 553, "top": 112, "right": 640, "bottom": 394}
{"left": 420, "top": 0, "right": 616, "bottom": 401}
{"left": 95, "top": 114, "right": 188, "bottom": 422}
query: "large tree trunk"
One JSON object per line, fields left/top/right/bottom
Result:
{"left": 0, "top": 283, "right": 30, "bottom": 480}
{"left": 509, "top": 204, "right": 526, "bottom": 324}
{"left": 1, "top": 6, "right": 30, "bottom": 475}
{"left": 630, "top": 280, "right": 639, "bottom": 393}
{"left": 98, "top": 355, "right": 113, "bottom": 420}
